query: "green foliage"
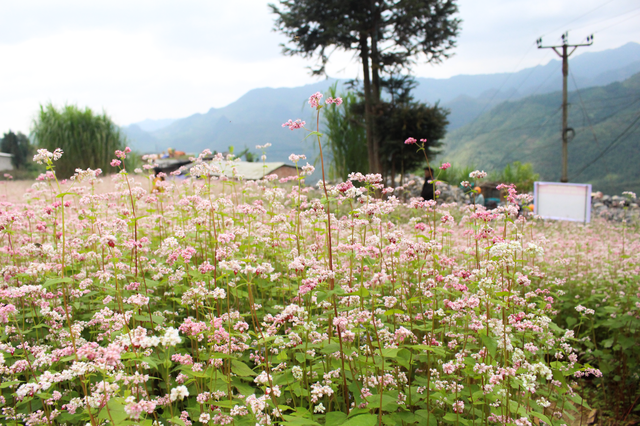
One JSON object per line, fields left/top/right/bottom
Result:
{"left": 376, "top": 76, "right": 449, "bottom": 185}
{"left": 236, "top": 146, "right": 258, "bottom": 162}
{"left": 0, "top": 131, "right": 32, "bottom": 169}
{"left": 31, "top": 103, "right": 126, "bottom": 178}
{"left": 270, "top": 0, "right": 461, "bottom": 172}
{"left": 322, "top": 84, "right": 368, "bottom": 180}
{"left": 489, "top": 161, "right": 539, "bottom": 192}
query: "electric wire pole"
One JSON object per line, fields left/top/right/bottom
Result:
{"left": 537, "top": 33, "right": 593, "bottom": 182}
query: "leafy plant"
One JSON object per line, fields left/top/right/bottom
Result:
{"left": 31, "top": 103, "right": 126, "bottom": 178}
{"left": 322, "top": 83, "right": 368, "bottom": 181}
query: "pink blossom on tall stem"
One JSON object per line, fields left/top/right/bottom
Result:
{"left": 440, "top": 162, "right": 451, "bottom": 170}
{"left": 110, "top": 159, "right": 122, "bottom": 167}
{"left": 282, "top": 119, "right": 306, "bottom": 130}
{"left": 404, "top": 137, "right": 417, "bottom": 145}
{"left": 308, "top": 92, "right": 323, "bottom": 108}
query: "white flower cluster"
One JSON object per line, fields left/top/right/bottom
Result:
{"left": 160, "top": 327, "right": 181, "bottom": 347}
{"left": 170, "top": 385, "right": 189, "bottom": 401}
{"left": 71, "top": 167, "right": 102, "bottom": 182}
{"left": 469, "top": 170, "right": 487, "bottom": 179}
{"left": 33, "top": 148, "right": 63, "bottom": 164}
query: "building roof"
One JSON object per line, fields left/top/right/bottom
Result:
{"left": 180, "top": 160, "right": 297, "bottom": 180}
{"left": 0, "top": 153, "right": 12, "bottom": 158}
{"left": 211, "top": 161, "right": 295, "bottom": 180}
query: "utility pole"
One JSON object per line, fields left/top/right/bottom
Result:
{"left": 537, "top": 33, "right": 593, "bottom": 182}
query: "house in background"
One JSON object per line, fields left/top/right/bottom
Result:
{"left": 175, "top": 160, "right": 298, "bottom": 181}
{"left": 0, "top": 153, "right": 13, "bottom": 171}
{"left": 210, "top": 161, "right": 298, "bottom": 180}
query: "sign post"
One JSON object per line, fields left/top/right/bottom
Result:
{"left": 533, "top": 182, "right": 592, "bottom": 223}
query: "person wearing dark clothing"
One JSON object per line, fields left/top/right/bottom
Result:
{"left": 421, "top": 167, "right": 435, "bottom": 200}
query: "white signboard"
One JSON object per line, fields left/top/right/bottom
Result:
{"left": 534, "top": 182, "right": 592, "bottom": 223}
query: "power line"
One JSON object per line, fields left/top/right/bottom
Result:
{"left": 571, "top": 112, "right": 640, "bottom": 179}
{"left": 568, "top": 4, "right": 640, "bottom": 33}
{"left": 540, "top": 0, "right": 618, "bottom": 37}
{"left": 465, "top": 60, "right": 560, "bottom": 140}
{"left": 498, "top": 106, "right": 563, "bottom": 164}
{"left": 570, "top": 70, "right": 600, "bottom": 148}
{"left": 450, "top": 45, "right": 544, "bottom": 142}
{"left": 592, "top": 9, "right": 640, "bottom": 34}
{"left": 452, "top": 80, "right": 640, "bottom": 140}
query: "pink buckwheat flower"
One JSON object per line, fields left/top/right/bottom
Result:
{"left": 440, "top": 162, "right": 451, "bottom": 170}
{"left": 309, "top": 91, "right": 323, "bottom": 108}
{"left": 282, "top": 119, "right": 306, "bottom": 130}
{"left": 110, "top": 159, "right": 122, "bottom": 167}
{"left": 405, "top": 137, "right": 417, "bottom": 145}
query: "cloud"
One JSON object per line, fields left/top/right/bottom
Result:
{"left": 0, "top": 0, "right": 638, "bottom": 134}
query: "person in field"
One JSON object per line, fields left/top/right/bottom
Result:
{"left": 474, "top": 186, "right": 485, "bottom": 207}
{"left": 151, "top": 167, "right": 165, "bottom": 193}
{"left": 421, "top": 167, "right": 435, "bottom": 200}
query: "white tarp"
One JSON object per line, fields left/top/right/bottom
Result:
{"left": 534, "top": 182, "right": 592, "bottom": 223}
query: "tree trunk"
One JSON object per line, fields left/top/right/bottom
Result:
{"left": 369, "top": 0, "right": 382, "bottom": 175}
{"left": 390, "top": 155, "right": 396, "bottom": 189}
{"left": 360, "top": 32, "right": 375, "bottom": 175}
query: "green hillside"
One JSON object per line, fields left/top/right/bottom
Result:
{"left": 441, "top": 72, "right": 640, "bottom": 195}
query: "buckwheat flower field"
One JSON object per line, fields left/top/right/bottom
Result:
{"left": 0, "top": 96, "right": 638, "bottom": 426}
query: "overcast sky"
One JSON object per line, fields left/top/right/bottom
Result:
{"left": 1, "top": 0, "right": 639, "bottom": 135}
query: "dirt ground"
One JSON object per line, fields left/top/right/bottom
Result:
{"left": 0, "top": 176, "right": 152, "bottom": 204}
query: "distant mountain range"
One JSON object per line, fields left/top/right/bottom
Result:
{"left": 442, "top": 71, "right": 640, "bottom": 195}
{"left": 122, "top": 42, "right": 640, "bottom": 192}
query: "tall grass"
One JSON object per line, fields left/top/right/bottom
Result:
{"left": 322, "top": 84, "right": 368, "bottom": 181}
{"left": 31, "top": 104, "right": 126, "bottom": 178}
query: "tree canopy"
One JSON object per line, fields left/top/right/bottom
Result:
{"left": 31, "top": 104, "right": 126, "bottom": 178}
{"left": 270, "top": 0, "right": 460, "bottom": 173}
{"left": 376, "top": 76, "right": 449, "bottom": 186}
{"left": 0, "top": 131, "right": 32, "bottom": 169}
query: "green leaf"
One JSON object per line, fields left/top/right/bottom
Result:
{"left": 480, "top": 334, "right": 497, "bottom": 358}
{"left": 170, "top": 417, "right": 187, "bottom": 426}
{"left": 281, "top": 415, "right": 321, "bottom": 426}
{"left": 532, "top": 412, "right": 553, "bottom": 425}
{"left": 415, "top": 410, "right": 437, "bottom": 426}
{"left": 97, "top": 398, "right": 129, "bottom": 424}
{"left": 56, "top": 192, "right": 79, "bottom": 198}
{"left": 341, "top": 414, "right": 378, "bottom": 426}
{"left": 303, "top": 131, "right": 323, "bottom": 141}
{"left": 42, "top": 277, "right": 73, "bottom": 287}
{"left": 380, "top": 348, "right": 400, "bottom": 358}
{"left": 366, "top": 394, "right": 397, "bottom": 410}
{"left": 320, "top": 343, "right": 341, "bottom": 354}
{"left": 231, "top": 360, "right": 257, "bottom": 377}
{"left": 443, "top": 413, "right": 458, "bottom": 423}
{"left": 325, "top": 412, "right": 348, "bottom": 425}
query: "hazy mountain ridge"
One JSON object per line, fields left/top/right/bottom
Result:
{"left": 442, "top": 72, "right": 640, "bottom": 195}
{"left": 122, "top": 43, "right": 640, "bottom": 175}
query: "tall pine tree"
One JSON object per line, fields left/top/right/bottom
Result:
{"left": 270, "top": 0, "right": 460, "bottom": 173}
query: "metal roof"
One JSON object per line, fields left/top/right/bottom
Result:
{"left": 183, "top": 160, "right": 296, "bottom": 180}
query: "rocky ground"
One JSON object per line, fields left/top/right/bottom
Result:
{"left": 405, "top": 176, "right": 639, "bottom": 223}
